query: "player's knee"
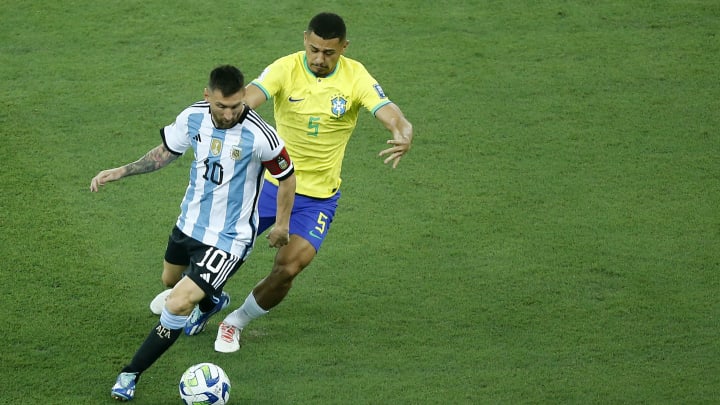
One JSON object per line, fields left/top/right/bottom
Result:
{"left": 263, "top": 264, "right": 298, "bottom": 291}
{"left": 273, "top": 261, "right": 305, "bottom": 280}
{"left": 164, "top": 294, "right": 195, "bottom": 316}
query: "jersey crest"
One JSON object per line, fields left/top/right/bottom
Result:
{"left": 231, "top": 145, "right": 242, "bottom": 160}
{"left": 330, "top": 95, "right": 347, "bottom": 118}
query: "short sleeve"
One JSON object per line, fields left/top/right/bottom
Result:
{"left": 251, "top": 57, "right": 288, "bottom": 100}
{"left": 160, "top": 111, "right": 195, "bottom": 155}
{"left": 353, "top": 64, "right": 392, "bottom": 115}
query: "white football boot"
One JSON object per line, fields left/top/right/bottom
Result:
{"left": 215, "top": 322, "right": 242, "bottom": 353}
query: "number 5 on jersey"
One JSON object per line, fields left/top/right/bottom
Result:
{"left": 307, "top": 117, "right": 320, "bottom": 137}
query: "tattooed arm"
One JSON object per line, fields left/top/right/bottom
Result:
{"left": 90, "top": 143, "right": 179, "bottom": 192}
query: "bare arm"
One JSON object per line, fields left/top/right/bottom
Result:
{"left": 89, "top": 143, "right": 179, "bottom": 192}
{"left": 242, "top": 83, "right": 269, "bottom": 110}
{"left": 375, "top": 103, "right": 414, "bottom": 168}
{"left": 266, "top": 173, "right": 296, "bottom": 248}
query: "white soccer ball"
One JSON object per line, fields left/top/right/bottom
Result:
{"left": 179, "top": 362, "right": 231, "bottom": 405}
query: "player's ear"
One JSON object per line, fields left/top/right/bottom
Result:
{"left": 203, "top": 88, "right": 210, "bottom": 102}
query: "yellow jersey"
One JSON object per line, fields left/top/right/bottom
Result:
{"left": 252, "top": 51, "right": 392, "bottom": 198}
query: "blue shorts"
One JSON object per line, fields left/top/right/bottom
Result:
{"left": 258, "top": 180, "right": 340, "bottom": 252}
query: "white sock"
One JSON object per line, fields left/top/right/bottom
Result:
{"left": 223, "top": 293, "right": 268, "bottom": 329}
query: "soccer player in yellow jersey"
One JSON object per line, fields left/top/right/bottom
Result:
{"left": 188, "top": 12, "right": 412, "bottom": 352}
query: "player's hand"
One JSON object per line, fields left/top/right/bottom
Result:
{"left": 89, "top": 168, "right": 124, "bottom": 192}
{"left": 266, "top": 226, "right": 290, "bottom": 248}
{"left": 378, "top": 138, "right": 411, "bottom": 169}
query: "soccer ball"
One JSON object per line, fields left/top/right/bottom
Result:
{"left": 179, "top": 362, "right": 231, "bottom": 405}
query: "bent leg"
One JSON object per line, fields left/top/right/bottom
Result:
{"left": 217, "top": 190, "right": 339, "bottom": 339}
{"left": 253, "top": 235, "right": 316, "bottom": 310}
{"left": 122, "top": 277, "right": 206, "bottom": 376}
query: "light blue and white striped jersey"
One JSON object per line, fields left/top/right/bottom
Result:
{"left": 161, "top": 101, "right": 293, "bottom": 258}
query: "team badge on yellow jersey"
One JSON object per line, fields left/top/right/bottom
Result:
{"left": 330, "top": 95, "right": 347, "bottom": 118}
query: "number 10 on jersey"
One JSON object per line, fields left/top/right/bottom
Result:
{"left": 203, "top": 158, "right": 224, "bottom": 185}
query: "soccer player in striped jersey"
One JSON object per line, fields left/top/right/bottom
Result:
{"left": 205, "top": 12, "right": 414, "bottom": 353}
{"left": 90, "top": 65, "right": 295, "bottom": 401}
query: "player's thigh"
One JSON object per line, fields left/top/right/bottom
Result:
{"left": 275, "top": 235, "right": 317, "bottom": 273}
{"left": 162, "top": 260, "right": 186, "bottom": 287}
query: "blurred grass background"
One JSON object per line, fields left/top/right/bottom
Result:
{"left": 1, "top": 1, "right": 718, "bottom": 403}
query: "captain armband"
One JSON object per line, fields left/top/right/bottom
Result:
{"left": 263, "top": 147, "right": 294, "bottom": 180}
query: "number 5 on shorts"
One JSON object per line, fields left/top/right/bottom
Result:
{"left": 309, "top": 212, "right": 328, "bottom": 239}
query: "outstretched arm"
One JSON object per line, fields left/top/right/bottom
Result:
{"left": 90, "top": 143, "right": 179, "bottom": 192}
{"left": 375, "top": 103, "right": 413, "bottom": 168}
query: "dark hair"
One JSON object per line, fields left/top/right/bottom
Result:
{"left": 208, "top": 65, "right": 245, "bottom": 97}
{"left": 308, "top": 12, "right": 346, "bottom": 41}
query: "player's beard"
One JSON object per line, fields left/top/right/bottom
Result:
{"left": 213, "top": 114, "right": 239, "bottom": 129}
{"left": 311, "top": 64, "right": 329, "bottom": 77}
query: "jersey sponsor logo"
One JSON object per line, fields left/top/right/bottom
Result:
{"left": 373, "top": 83, "right": 387, "bottom": 98}
{"left": 330, "top": 95, "right": 347, "bottom": 118}
{"left": 193, "top": 133, "right": 201, "bottom": 142}
{"left": 308, "top": 230, "right": 323, "bottom": 239}
{"left": 231, "top": 146, "right": 242, "bottom": 160}
{"left": 288, "top": 96, "right": 305, "bottom": 102}
{"left": 211, "top": 139, "right": 222, "bottom": 156}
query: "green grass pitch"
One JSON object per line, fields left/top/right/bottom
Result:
{"left": 1, "top": 1, "right": 718, "bottom": 403}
